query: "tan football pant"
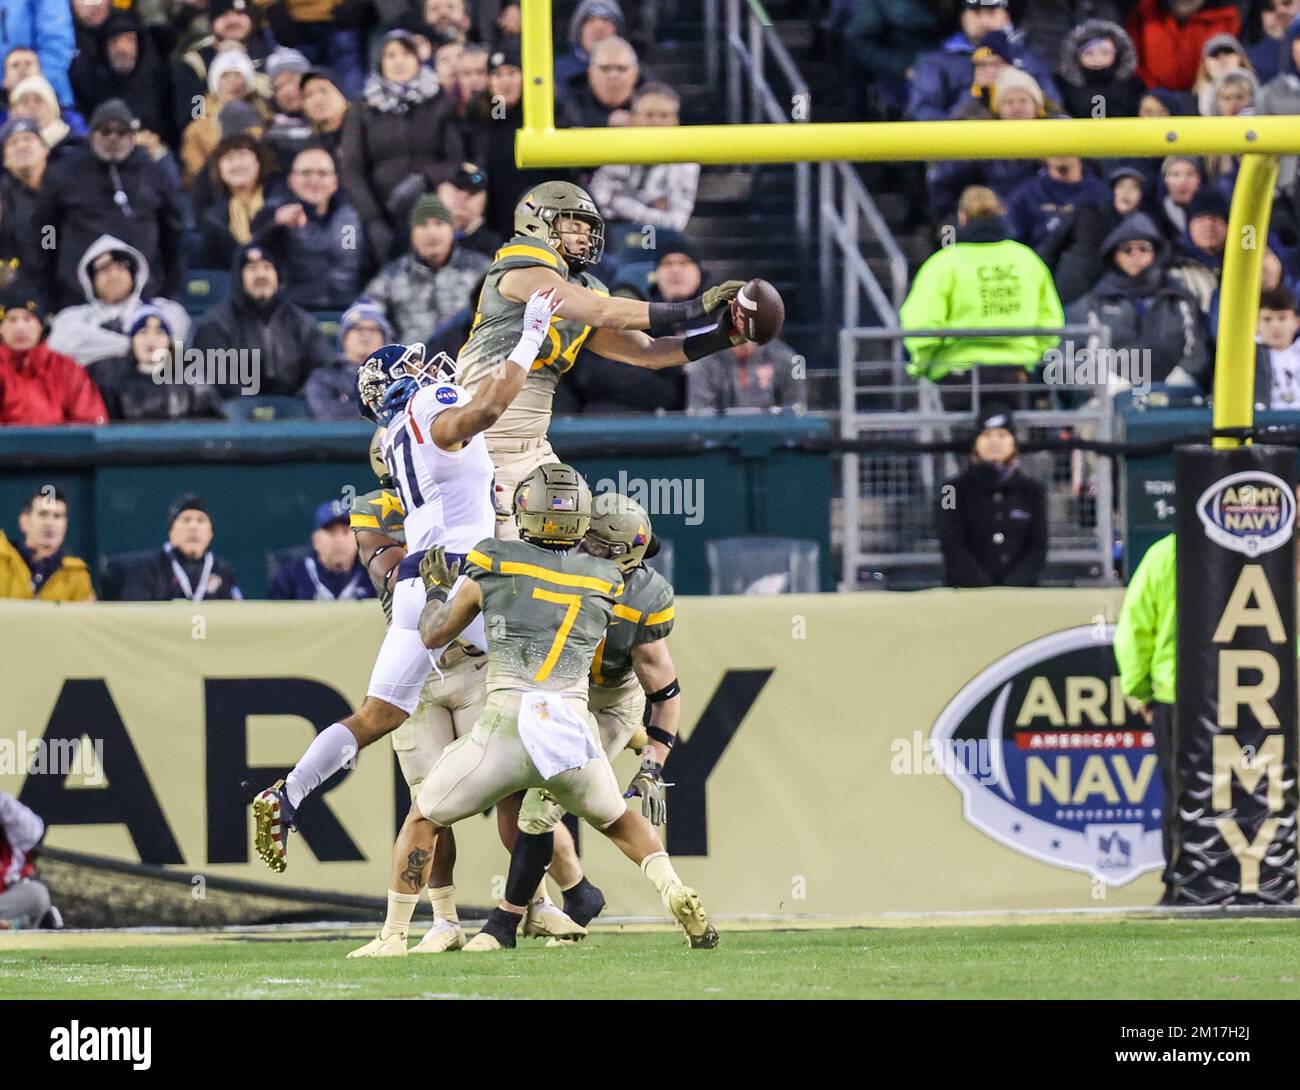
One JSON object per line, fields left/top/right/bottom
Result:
{"left": 391, "top": 644, "right": 489, "bottom": 797}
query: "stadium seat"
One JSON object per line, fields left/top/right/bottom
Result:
{"left": 314, "top": 312, "right": 343, "bottom": 342}
{"left": 267, "top": 545, "right": 311, "bottom": 587}
{"left": 218, "top": 396, "right": 312, "bottom": 422}
{"left": 98, "top": 549, "right": 159, "bottom": 601}
{"left": 705, "top": 536, "right": 820, "bottom": 595}
{"left": 644, "top": 536, "right": 674, "bottom": 585}
{"left": 182, "top": 269, "right": 231, "bottom": 317}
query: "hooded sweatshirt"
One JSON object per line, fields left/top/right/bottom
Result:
{"left": 46, "top": 235, "right": 190, "bottom": 366}
{"left": 1058, "top": 20, "right": 1146, "bottom": 119}
{"left": 555, "top": 0, "right": 627, "bottom": 96}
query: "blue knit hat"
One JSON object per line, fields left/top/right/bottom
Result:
{"left": 128, "top": 303, "right": 174, "bottom": 339}
{"left": 339, "top": 299, "right": 393, "bottom": 343}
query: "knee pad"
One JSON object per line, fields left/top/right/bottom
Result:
{"left": 518, "top": 787, "right": 565, "bottom": 834}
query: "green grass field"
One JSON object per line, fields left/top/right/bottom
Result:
{"left": 5, "top": 918, "right": 1300, "bottom": 999}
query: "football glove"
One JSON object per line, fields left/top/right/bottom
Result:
{"left": 419, "top": 546, "right": 461, "bottom": 599}
{"left": 625, "top": 756, "right": 669, "bottom": 826}
{"left": 702, "top": 279, "right": 745, "bottom": 315}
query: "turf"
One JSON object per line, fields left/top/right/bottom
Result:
{"left": 6, "top": 920, "right": 1300, "bottom": 999}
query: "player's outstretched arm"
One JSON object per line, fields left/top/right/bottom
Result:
{"left": 430, "top": 289, "right": 563, "bottom": 450}
{"left": 587, "top": 305, "right": 744, "bottom": 371}
{"left": 499, "top": 265, "right": 742, "bottom": 334}
{"left": 417, "top": 547, "right": 483, "bottom": 649}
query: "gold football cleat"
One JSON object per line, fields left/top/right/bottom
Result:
{"left": 522, "top": 900, "right": 587, "bottom": 940}
{"left": 409, "top": 920, "right": 466, "bottom": 954}
{"left": 665, "top": 885, "right": 719, "bottom": 949}
{"left": 462, "top": 931, "right": 506, "bottom": 952}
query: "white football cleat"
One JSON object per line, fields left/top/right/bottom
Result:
{"left": 462, "top": 930, "right": 506, "bottom": 952}
{"left": 409, "top": 918, "right": 465, "bottom": 954}
{"left": 346, "top": 931, "right": 408, "bottom": 958}
{"left": 522, "top": 899, "right": 587, "bottom": 940}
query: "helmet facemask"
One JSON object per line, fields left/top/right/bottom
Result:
{"left": 546, "top": 209, "right": 605, "bottom": 271}
{"left": 357, "top": 342, "right": 435, "bottom": 418}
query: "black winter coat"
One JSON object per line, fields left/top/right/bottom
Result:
{"left": 937, "top": 461, "right": 1048, "bottom": 588}
{"left": 32, "top": 146, "right": 185, "bottom": 310}
{"left": 117, "top": 547, "right": 242, "bottom": 601}
{"left": 190, "top": 289, "right": 330, "bottom": 397}
{"left": 87, "top": 356, "right": 224, "bottom": 421}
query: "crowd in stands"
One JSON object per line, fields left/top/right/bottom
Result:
{"left": 838, "top": 0, "right": 1300, "bottom": 410}
{"left": 0, "top": 0, "right": 800, "bottom": 428}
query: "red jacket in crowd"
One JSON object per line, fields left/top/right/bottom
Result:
{"left": 1127, "top": 0, "right": 1242, "bottom": 91}
{"left": 0, "top": 342, "right": 108, "bottom": 425}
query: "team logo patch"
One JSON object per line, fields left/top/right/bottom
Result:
{"left": 929, "top": 626, "right": 1162, "bottom": 886}
{"left": 434, "top": 385, "right": 458, "bottom": 405}
{"left": 550, "top": 496, "right": 575, "bottom": 510}
{"left": 1195, "top": 470, "right": 1295, "bottom": 557}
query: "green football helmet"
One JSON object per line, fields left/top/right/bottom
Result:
{"left": 514, "top": 462, "right": 593, "bottom": 548}
{"left": 514, "top": 180, "right": 605, "bottom": 269}
{"left": 584, "top": 492, "right": 653, "bottom": 572}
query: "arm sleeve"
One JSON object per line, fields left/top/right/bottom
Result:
{"left": 339, "top": 107, "right": 382, "bottom": 226}
{"left": 62, "top": 358, "right": 108, "bottom": 424}
{"left": 936, "top": 479, "right": 993, "bottom": 587}
{"left": 905, "top": 55, "right": 947, "bottom": 121}
{"left": 34, "top": 0, "right": 75, "bottom": 106}
{"left": 156, "top": 163, "right": 186, "bottom": 298}
{"left": 464, "top": 539, "right": 497, "bottom": 581}
{"left": 1034, "top": 259, "right": 1065, "bottom": 358}
{"left": 900, "top": 253, "right": 947, "bottom": 373}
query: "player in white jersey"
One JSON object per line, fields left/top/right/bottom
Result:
{"left": 251, "top": 289, "right": 562, "bottom": 874}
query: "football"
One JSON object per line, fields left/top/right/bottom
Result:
{"left": 731, "top": 278, "right": 785, "bottom": 345}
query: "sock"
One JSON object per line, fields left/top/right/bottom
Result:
{"left": 285, "top": 723, "right": 357, "bottom": 809}
{"left": 479, "top": 906, "right": 523, "bottom": 948}
{"left": 531, "top": 877, "right": 554, "bottom": 906}
{"left": 428, "top": 885, "right": 458, "bottom": 924}
{"left": 504, "top": 831, "right": 553, "bottom": 908}
{"left": 379, "top": 890, "right": 420, "bottom": 940}
{"left": 640, "top": 851, "right": 681, "bottom": 899}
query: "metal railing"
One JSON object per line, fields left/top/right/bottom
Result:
{"left": 837, "top": 324, "right": 1118, "bottom": 592}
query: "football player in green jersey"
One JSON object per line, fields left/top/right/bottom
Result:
{"left": 348, "top": 464, "right": 716, "bottom": 955}
{"left": 456, "top": 180, "right": 749, "bottom": 538}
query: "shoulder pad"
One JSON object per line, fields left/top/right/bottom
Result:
{"left": 492, "top": 236, "right": 568, "bottom": 275}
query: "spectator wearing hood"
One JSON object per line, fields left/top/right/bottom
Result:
{"left": 937, "top": 402, "right": 1047, "bottom": 588}
{"left": 298, "top": 67, "right": 349, "bottom": 159}
{"left": 434, "top": 160, "right": 502, "bottom": 258}
{"left": 46, "top": 237, "right": 190, "bottom": 366}
{"left": 32, "top": 99, "right": 184, "bottom": 310}
{"left": 1152, "top": 153, "right": 1205, "bottom": 242}
{"left": 255, "top": 144, "right": 365, "bottom": 310}
{"left": 1259, "top": 15, "right": 1300, "bottom": 193}
{"left": 926, "top": 67, "right": 1047, "bottom": 219}
{"left": 1247, "top": 0, "right": 1299, "bottom": 84}
{"left": 1139, "top": 85, "right": 1197, "bottom": 116}
{"left": 117, "top": 494, "right": 242, "bottom": 602}
{"left": 269, "top": 499, "right": 377, "bottom": 601}
{"left": 69, "top": 10, "right": 174, "bottom": 146}
{"left": 171, "top": 0, "right": 271, "bottom": 141}
{"left": 0, "top": 0, "right": 74, "bottom": 107}
{"left": 905, "top": 0, "right": 1059, "bottom": 122}
{"left": 87, "top": 305, "right": 223, "bottom": 421}
{"left": 1068, "top": 212, "right": 1211, "bottom": 391}
{"left": 359, "top": 192, "right": 488, "bottom": 345}
{"left": 190, "top": 243, "right": 330, "bottom": 397}
{"left": 559, "top": 35, "right": 644, "bottom": 129}
{"left": 181, "top": 46, "right": 268, "bottom": 185}
{"left": 555, "top": 0, "right": 623, "bottom": 101}
{"left": 0, "top": 282, "right": 107, "bottom": 424}
{"left": 7, "top": 74, "right": 77, "bottom": 156}
{"left": 902, "top": 185, "right": 1063, "bottom": 409}
{"left": 195, "top": 133, "right": 284, "bottom": 270}
{"left": 1125, "top": 0, "right": 1242, "bottom": 91}
{"left": 842, "top": 0, "right": 942, "bottom": 119}
{"left": 0, "top": 116, "right": 47, "bottom": 275}
{"left": 303, "top": 298, "right": 390, "bottom": 419}
{"left": 1171, "top": 187, "right": 1229, "bottom": 312}
{"left": 340, "top": 29, "right": 464, "bottom": 268}
{"left": 1058, "top": 20, "right": 1146, "bottom": 119}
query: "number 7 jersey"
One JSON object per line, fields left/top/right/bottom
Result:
{"left": 381, "top": 382, "right": 497, "bottom": 555}
{"left": 465, "top": 538, "right": 624, "bottom": 695}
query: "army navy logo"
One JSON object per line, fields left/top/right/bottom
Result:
{"left": 931, "top": 626, "right": 1162, "bottom": 886}
{"left": 1195, "top": 470, "right": 1294, "bottom": 557}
